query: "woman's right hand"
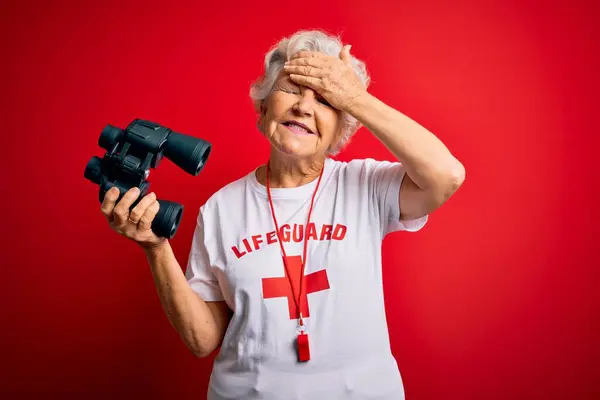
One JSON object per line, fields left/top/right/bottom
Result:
{"left": 100, "top": 187, "right": 166, "bottom": 250}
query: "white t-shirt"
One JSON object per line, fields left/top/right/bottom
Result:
{"left": 185, "top": 157, "right": 428, "bottom": 400}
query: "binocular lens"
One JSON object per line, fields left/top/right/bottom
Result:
{"left": 153, "top": 200, "right": 184, "bottom": 239}
{"left": 164, "top": 131, "right": 211, "bottom": 176}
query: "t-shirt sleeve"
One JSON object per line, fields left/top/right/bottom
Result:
{"left": 184, "top": 205, "right": 225, "bottom": 301}
{"left": 362, "top": 158, "right": 428, "bottom": 236}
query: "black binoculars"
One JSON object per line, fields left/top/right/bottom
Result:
{"left": 84, "top": 119, "right": 211, "bottom": 239}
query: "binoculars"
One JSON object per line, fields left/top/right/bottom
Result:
{"left": 84, "top": 119, "right": 211, "bottom": 239}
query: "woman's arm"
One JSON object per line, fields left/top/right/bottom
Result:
{"left": 143, "top": 241, "right": 231, "bottom": 357}
{"left": 347, "top": 92, "right": 465, "bottom": 220}
{"left": 284, "top": 47, "right": 465, "bottom": 220}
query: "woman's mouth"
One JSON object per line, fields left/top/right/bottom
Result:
{"left": 282, "top": 121, "right": 315, "bottom": 136}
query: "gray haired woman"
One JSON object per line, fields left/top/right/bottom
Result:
{"left": 101, "top": 29, "right": 465, "bottom": 400}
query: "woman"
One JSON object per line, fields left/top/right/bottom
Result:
{"left": 101, "top": 30, "right": 465, "bottom": 399}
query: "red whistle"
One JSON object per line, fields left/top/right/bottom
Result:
{"left": 297, "top": 332, "right": 310, "bottom": 362}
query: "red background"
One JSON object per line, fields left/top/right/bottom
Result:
{"left": 2, "top": 0, "right": 599, "bottom": 398}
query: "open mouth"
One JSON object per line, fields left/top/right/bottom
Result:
{"left": 282, "top": 120, "right": 316, "bottom": 135}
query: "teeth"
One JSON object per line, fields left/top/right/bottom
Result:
{"left": 287, "top": 122, "right": 309, "bottom": 133}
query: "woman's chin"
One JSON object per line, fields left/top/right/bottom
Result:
{"left": 273, "top": 139, "right": 316, "bottom": 158}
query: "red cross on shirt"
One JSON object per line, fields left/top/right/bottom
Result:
{"left": 262, "top": 255, "right": 330, "bottom": 320}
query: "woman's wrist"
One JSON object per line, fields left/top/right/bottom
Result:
{"left": 140, "top": 238, "right": 170, "bottom": 258}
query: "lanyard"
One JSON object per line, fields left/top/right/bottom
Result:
{"left": 265, "top": 161, "right": 324, "bottom": 362}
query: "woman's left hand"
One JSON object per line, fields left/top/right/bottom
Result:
{"left": 283, "top": 45, "right": 367, "bottom": 112}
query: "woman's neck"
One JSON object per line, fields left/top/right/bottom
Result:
{"left": 256, "top": 153, "right": 326, "bottom": 188}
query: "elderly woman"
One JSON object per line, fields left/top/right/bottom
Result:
{"left": 101, "top": 30, "right": 465, "bottom": 399}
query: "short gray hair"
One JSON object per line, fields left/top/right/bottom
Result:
{"left": 250, "top": 29, "right": 371, "bottom": 155}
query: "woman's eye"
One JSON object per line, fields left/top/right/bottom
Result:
{"left": 318, "top": 98, "right": 331, "bottom": 107}
{"left": 277, "top": 85, "right": 330, "bottom": 107}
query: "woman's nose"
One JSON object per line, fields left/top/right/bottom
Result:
{"left": 293, "top": 89, "right": 317, "bottom": 115}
